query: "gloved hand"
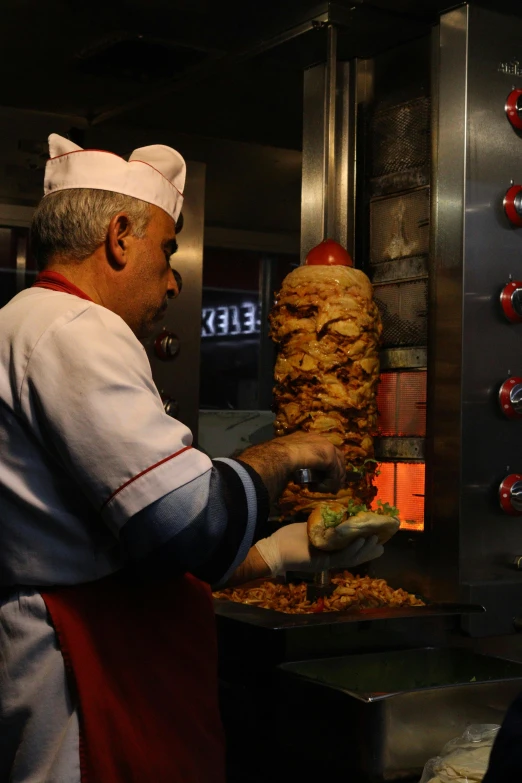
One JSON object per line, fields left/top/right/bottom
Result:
{"left": 254, "top": 522, "right": 384, "bottom": 576}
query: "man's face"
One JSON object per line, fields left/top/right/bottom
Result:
{"left": 128, "top": 206, "right": 179, "bottom": 338}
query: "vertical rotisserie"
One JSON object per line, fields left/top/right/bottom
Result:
{"left": 269, "top": 261, "right": 383, "bottom": 519}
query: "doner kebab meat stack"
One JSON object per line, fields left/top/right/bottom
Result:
{"left": 269, "top": 240, "right": 382, "bottom": 520}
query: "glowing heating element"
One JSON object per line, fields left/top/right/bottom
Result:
{"left": 374, "top": 462, "right": 425, "bottom": 531}
{"left": 377, "top": 370, "right": 426, "bottom": 436}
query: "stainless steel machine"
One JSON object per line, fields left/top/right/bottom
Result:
{"left": 298, "top": 2, "right": 522, "bottom": 638}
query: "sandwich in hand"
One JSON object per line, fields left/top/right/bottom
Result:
{"left": 307, "top": 500, "right": 400, "bottom": 552}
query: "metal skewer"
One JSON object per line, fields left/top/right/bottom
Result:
{"left": 307, "top": 569, "right": 333, "bottom": 603}
{"left": 292, "top": 469, "right": 335, "bottom": 603}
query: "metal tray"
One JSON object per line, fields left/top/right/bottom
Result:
{"left": 213, "top": 597, "right": 484, "bottom": 630}
{"left": 276, "top": 647, "right": 522, "bottom": 782}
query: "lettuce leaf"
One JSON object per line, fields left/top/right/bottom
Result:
{"left": 320, "top": 505, "right": 346, "bottom": 529}
{"left": 376, "top": 499, "right": 400, "bottom": 517}
{"left": 346, "top": 458, "right": 379, "bottom": 476}
{"left": 345, "top": 499, "right": 368, "bottom": 516}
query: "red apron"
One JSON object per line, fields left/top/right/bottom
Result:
{"left": 33, "top": 272, "right": 225, "bottom": 782}
{"left": 41, "top": 572, "right": 226, "bottom": 783}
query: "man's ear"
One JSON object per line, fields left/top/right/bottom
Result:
{"left": 107, "top": 213, "right": 132, "bottom": 268}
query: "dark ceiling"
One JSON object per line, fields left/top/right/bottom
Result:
{"left": 5, "top": 0, "right": 522, "bottom": 151}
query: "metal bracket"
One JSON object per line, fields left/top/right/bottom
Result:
{"left": 375, "top": 437, "right": 426, "bottom": 461}
{"left": 380, "top": 347, "right": 428, "bottom": 371}
{"left": 370, "top": 256, "right": 429, "bottom": 284}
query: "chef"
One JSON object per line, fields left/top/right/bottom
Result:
{"left": 0, "top": 134, "right": 383, "bottom": 783}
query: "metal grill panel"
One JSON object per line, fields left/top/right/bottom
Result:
{"left": 377, "top": 371, "right": 427, "bottom": 436}
{"left": 366, "top": 96, "right": 429, "bottom": 536}
{"left": 370, "top": 97, "right": 430, "bottom": 196}
{"left": 374, "top": 279, "right": 428, "bottom": 346}
{"left": 370, "top": 188, "right": 430, "bottom": 265}
{"left": 371, "top": 97, "right": 430, "bottom": 177}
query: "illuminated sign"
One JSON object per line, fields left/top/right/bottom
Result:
{"left": 201, "top": 302, "right": 261, "bottom": 338}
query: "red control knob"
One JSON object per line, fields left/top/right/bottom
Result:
{"left": 506, "top": 89, "right": 522, "bottom": 131}
{"left": 501, "top": 281, "right": 522, "bottom": 323}
{"left": 500, "top": 474, "right": 522, "bottom": 515}
{"left": 499, "top": 377, "right": 522, "bottom": 418}
{"left": 504, "top": 184, "right": 522, "bottom": 226}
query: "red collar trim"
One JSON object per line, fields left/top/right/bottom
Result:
{"left": 33, "top": 271, "right": 94, "bottom": 302}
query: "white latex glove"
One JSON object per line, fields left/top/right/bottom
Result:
{"left": 254, "top": 522, "right": 384, "bottom": 576}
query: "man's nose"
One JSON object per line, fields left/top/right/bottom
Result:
{"left": 167, "top": 268, "right": 183, "bottom": 299}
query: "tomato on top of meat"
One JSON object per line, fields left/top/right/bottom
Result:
{"left": 305, "top": 239, "right": 353, "bottom": 266}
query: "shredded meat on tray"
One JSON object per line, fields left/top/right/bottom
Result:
{"left": 213, "top": 572, "right": 425, "bottom": 614}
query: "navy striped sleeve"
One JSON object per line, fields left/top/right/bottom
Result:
{"left": 119, "top": 457, "right": 269, "bottom": 586}
{"left": 233, "top": 458, "right": 270, "bottom": 527}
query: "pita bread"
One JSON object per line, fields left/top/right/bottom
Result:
{"left": 307, "top": 501, "right": 400, "bottom": 552}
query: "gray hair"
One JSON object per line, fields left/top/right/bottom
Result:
{"left": 31, "top": 188, "right": 152, "bottom": 270}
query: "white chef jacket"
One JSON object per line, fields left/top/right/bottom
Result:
{"left": 0, "top": 285, "right": 263, "bottom": 782}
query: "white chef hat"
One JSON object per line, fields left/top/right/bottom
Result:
{"left": 43, "top": 133, "right": 186, "bottom": 222}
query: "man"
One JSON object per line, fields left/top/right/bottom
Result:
{"left": 0, "top": 134, "right": 383, "bottom": 783}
